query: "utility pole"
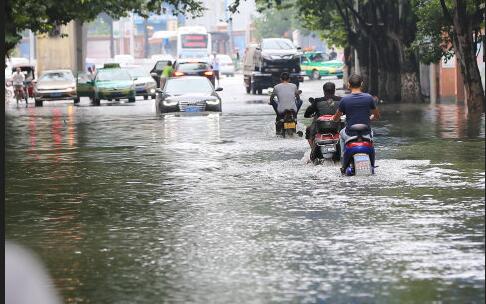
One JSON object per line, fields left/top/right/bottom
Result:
{"left": 143, "top": 17, "right": 149, "bottom": 58}
{"left": 74, "top": 20, "right": 85, "bottom": 72}
{"left": 28, "top": 30, "right": 35, "bottom": 65}
{"left": 130, "top": 13, "right": 135, "bottom": 58}
{"left": 353, "top": 0, "right": 360, "bottom": 75}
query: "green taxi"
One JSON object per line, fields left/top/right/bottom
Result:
{"left": 77, "top": 67, "right": 136, "bottom": 106}
{"left": 301, "top": 52, "right": 344, "bottom": 80}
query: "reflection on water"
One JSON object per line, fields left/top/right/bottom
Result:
{"left": 5, "top": 102, "right": 485, "bottom": 303}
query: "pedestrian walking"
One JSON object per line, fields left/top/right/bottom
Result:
{"left": 87, "top": 66, "right": 95, "bottom": 81}
{"left": 211, "top": 53, "right": 220, "bottom": 86}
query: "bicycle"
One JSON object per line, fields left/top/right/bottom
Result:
{"left": 14, "top": 84, "right": 28, "bottom": 107}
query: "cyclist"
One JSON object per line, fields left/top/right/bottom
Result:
{"left": 12, "top": 67, "right": 27, "bottom": 105}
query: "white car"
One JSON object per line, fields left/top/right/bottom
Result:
{"left": 216, "top": 54, "right": 235, "bottom": 77}
{"left": 125, "top": 66, "right": 157, "bottom": 100}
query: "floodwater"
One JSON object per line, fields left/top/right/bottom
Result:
{"left": 5, "top": 76, "right": 485, "bottom": 303}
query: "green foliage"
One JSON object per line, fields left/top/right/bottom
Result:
{"left": 254, "top": 0, "right": 345, "bottom": 46}
{"left": 411, "top": 0, "right": 454, "bottom": 64}
{"left": 86, "top": 18, "right": 112, "bottom": 36}
{"left": 5, "top": 0, "right": 205, "bottom": 56}
{"left": 253, "top": 6, "right": 292, "bottom": 39}
{"left": 412, "top": 0, "right": 485, "bottom": 64}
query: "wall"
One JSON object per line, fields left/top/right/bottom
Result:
{"left": 36, "top": 22, "right": 76, "bottom": 75}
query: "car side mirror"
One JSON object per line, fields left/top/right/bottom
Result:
{"left": 297, "top": 46, "right": 302, "bottom": 51}
{"left": 156, "top": 88, "right": 164, "bottom": 93}
{"left": 267, "top": 88, "right": 274, "bottom": 95}
{"left": 215, "top": 87, "right": 223, "bottom": 92}
{"left": 256, "top": 47, "right": 261, "bottom": 51}
{"left": 151, "top": 72, "right": 158, "bottom": 77}
{"left": 133, "top": 77, "right": 138, "bottom": 81}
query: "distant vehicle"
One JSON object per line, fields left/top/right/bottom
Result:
{"left": 172, "top": 59, "right": 215, "bottom": 86}
{"left": 76, "top": 68, "right": 135, "bottom": 106}
{"left": 301, "top": 51, "right": 344, "bottom": 80}
{"left": 156, "top": 76, "right": 222, "bottom": 113}
{"left": 125, "top": 66, "right": 157, "bottom": 100}
{"left": 216, "top": 54, "right": 235, "bottom": 77}
{"left": 176, "top": 26, "right": 211, "bottom": 59}
{"left": 34, "top": 69, "right": 78, "bottom": 107}
{"left": 243, "top": 38, "right": 303, "bottom": 95}
{"left": 113, "top": 54, "right": 135, "bottom": 66}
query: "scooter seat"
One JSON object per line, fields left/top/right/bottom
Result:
{"left": 348, "top": 124, "right": 369, "bottom": 133}
{"left": 344, "top": 136, "right": 358, "bottom": 144}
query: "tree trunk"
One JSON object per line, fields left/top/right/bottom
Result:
{"left": 400, "top": 54, "right": 422, "bottom": 103}
{"left": 451, "top": 0, "right": 485, "bottom": 114}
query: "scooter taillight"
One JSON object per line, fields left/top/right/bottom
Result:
{"left": 346, "top": 141, "right": 373, "bottom": 148}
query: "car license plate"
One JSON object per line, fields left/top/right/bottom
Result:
{"left": 354, "top": 153, "right": 372, "bottom": 176}
{"left": 51, "top": 92, "right": 62, "bottom": 97}
{"left": 284, "top": 122, "right": 296, "bottom": 129}
{"left": 185, "top": 106, "right": 201, "bottom": 112}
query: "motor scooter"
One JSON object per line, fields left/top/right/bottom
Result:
{"left": 341, "top": 124, "right": 375, "bottom": 176}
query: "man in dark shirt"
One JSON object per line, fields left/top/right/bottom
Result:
{"left": 304, "top": 82, "right": 341, "bottom": 146}
{"left": 332, "top": 74, "right": 380, "bottom": 167}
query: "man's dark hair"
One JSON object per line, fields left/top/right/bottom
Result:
{"left": 167, "top": 60, "right": 172, "bottom": 66}
{"left": 323, "top": 82, "right": 335, "bottom": 95}
{"left": 348, "top": 74, "right": 363, "bottom": 88}
{"left": 280, "top": 72, "right": 290, "bottom": 81}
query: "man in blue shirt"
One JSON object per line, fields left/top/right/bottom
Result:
{"left": 332, "top": 74, "right": 381, "bottom": 168}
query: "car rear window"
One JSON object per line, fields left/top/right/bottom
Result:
{"left": 40, "top": 71, "right": 74, "bottom": 81}
{"left": 176, "top": 63, "right": 210, "bottom": 72}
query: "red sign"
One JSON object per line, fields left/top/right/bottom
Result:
{"left": 181, "top": 34, "right": 208, "bottom": 49}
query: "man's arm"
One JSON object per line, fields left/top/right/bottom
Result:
{"left": 304, "top": 102, "right": 317, "bottom": 118}
{"left": 370, "top": 108, "right": 380, "bottom": 121}
{"left": 332, "top": 110, "right": 343, "bottom": 122}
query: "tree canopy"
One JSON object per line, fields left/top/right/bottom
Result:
{"left": 5, "top": 0, "right": 205, "bottom": 56}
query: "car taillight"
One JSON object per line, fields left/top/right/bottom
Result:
{"left": 204, "top": 71, "right": 213, "bottom": 76}
{"left": 174, "top": 71, "right": 184, "bottom": 76}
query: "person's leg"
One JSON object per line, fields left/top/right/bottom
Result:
{"left": 339, "top": 128, "right": 349, "bottom": 165}
{"left": 295, "top": 97, "right": 303, "bottom": 113}
{"left": 305, "top": 126, "right": 313, "bottom": 147}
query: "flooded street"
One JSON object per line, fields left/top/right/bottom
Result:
{"left": 5, "top": 75, "right": 485, "bottom": 303}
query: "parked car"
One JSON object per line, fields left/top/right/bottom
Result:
{"left": 217, "top": 54, "right": 235, "bottom": 77}
{"left": 243, "top": 38, "right": 304, "bottom": 95}
{"left": 156, "top": 76, "right": 222, "bottom": 113}
{"left": 76, "top": 67, "right": 136, "bottom": 106}
{"left": 125, "top": 66, "right": 157, "bottom": 100}
{"left": 34, "top": 69, "right": 78, "bottom": 107}
{"left": 172, "top": 59, "right": 215, "bottom": 86}
{"left": 301, "top": 51, "right": 344, "bottom": 80}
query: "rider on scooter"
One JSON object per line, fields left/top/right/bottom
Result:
{"left": 304, "top": 82, "right": 341, "bottom": 147}
{"left": 332, "top": 74, "right": 381, "bottom": 173}
{"left": 269, "top": 72, "right": 303, "bottom": 132}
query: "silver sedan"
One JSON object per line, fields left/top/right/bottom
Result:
{"left": 34, "top": 69, "right": 78, "bottom": 107}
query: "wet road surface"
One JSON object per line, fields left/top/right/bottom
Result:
{"left": 5, "top": 75, "right": 485, "bottom": 303}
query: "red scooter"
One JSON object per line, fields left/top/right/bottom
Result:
{"left": 309, "top": 114, "right": 344, "bottom": 164}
